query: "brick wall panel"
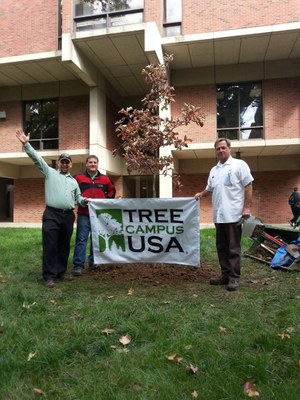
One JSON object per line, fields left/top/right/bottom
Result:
{"left": 59, "top": 96, "right": 89, "bottom": 149}
{"left": 0, "top": 0, "right": 59, "bottom": 57}
{"left": 0, "top": 102, "right": 22, "bottom": 152}
{"left": 182, "top": 0, "right": 300, "bottom": 35}
{"left": 176, "top": 171, "right": 300, "bottom": 224}
{"left": 14, "top": 178, "right": 45, "bottom": 223}
{"left": 264, "top": 78, "right": 300, "bottom": 140}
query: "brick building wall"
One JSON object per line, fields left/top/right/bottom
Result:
{"left": 0, "top": 95, "right": 90, "bottom": 153}
{"left": 176, "top": 171, "right": 299, "bottom": 225}
{"left": 264, "top": 78, "right": 300, "bottom": 140}
{"left": 170, "top": 84, "right": 216, "bottom": 142}
{"left": 59, "top": 96, "right": 90, "bottom": 149}
{"left": 0, "top": 101, "right": 22, "bottom": 152}
{"left": 171, "top": 77, "right": 300, "bottom": 142}
{"left": 144, "top": 0, "right": 163, "bottom": 34}
{"left": 14, "top": 179, "right": 45, "bottom": 223}
{"left": 182, "top": 0, "right": 300, "bottom": 34}
{"left": 0, "top": 0, "right": 59, "bottom": 57}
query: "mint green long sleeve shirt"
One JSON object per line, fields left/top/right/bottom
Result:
{"left": 24, "top": 143, "right": 86, "bottom": 210}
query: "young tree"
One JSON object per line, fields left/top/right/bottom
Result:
{"left": 113, "top": 54, "right": 206, "bottom": 196}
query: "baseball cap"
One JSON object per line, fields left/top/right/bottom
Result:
{"left": 58, "top": 153, "right": 72, "bottom": 162}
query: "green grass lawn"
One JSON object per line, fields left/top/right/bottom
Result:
{"left": 0, "top": 228, "right": 299, "bottom": 399}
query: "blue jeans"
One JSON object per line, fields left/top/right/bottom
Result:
{"left": 73, "top": 214, "right": 93, "bottom": 269}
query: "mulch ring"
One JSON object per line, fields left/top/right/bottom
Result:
{"left": 78, "top": 262, "right": 214, "bottom": 286}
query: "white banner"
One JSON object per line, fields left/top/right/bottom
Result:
{"left": 88, "top": 197, "right": 200, "bottom": 267}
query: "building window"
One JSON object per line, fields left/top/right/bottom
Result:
{"left": 23, "top": 100, "right": 59, "bottom": 150}
{"left": 217, "top": 82, "right": 263, "bottom": 140}
{"left": 123, "top": 175, "right": 159, "bottom": 198}
{"left": 74, "top": 0, "right": 144, "bottom": 31}
{"left": 163, "top": 0, "right": 182, "bottom": 36}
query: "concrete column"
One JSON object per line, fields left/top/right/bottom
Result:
{"left": 89, "top": 82, "right": 107, "bottom": 173}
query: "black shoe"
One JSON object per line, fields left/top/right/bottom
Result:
{"left": 227, "top": 279, "right": 240, "bottom": 292}
{"left": 74, "top": 267, "right": 83, "bottom": 276}
{"left": 209, "top": 277, "right": 229, "bottom": 285}
{"left": 45, "top": 279, "right": 55, "bottom": 288}
{"left": 89, "top": 262, "right": 98, "bottom": 271}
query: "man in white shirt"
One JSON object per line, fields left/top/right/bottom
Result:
{"left": 195, "top": 138, "right": 254, "bottom": 291}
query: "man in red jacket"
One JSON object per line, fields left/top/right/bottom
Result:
{"left": 73, "top": 155, "right": 116, "bottom": 275}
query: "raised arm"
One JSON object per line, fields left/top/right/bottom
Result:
{"left": 16, "top": 130, "right": 30, "bottom": 145}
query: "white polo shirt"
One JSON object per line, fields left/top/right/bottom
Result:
{"left": 206, "top": 156, "right": 254, "bottom": 223}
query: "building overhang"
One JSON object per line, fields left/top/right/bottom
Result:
{"left": 172, "top": 139, "right": 300, "bottom": 160}
{"left": 0, "top": 22, "right": 299, "bottom": 97}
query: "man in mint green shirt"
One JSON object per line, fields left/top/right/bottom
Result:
{"left": 16, "top": 129, "right": 89, "bottom": 288}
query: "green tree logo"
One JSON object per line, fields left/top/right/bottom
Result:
{"left": 96, "top": 209, "right": 125, "bottom": 252}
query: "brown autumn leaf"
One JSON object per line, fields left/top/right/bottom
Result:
{"left": 186, "top": 364, "right": 198, "bottom": 374}
{"left": 219, "top": 326, "right": 226, "bottom": 333}
{"left": 242, "top": 381, "right": 260, "bottom": 397}
{"left": 166, "top": 353, "right": 184, "bottom": 363}
{"left": 119, "top": 334, "right": 131, "bottom": 345}
{"left": 50, "top": 299, "right": 57, "bottom": 305}
{"left": 127, "top": 288, "right": 134, "bottom": 296}
{"left": 101, "top": 328, "right": 114, "bottom": 335}
{"left": 191, "top": 390, "right": 198, "bottom": 398}
{"left": 296, "top": 360, "right": 300, "bottom": 368}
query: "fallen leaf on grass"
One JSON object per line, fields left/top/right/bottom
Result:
{"left": 162, "top": 300, "right": 171, "bottom": 305}
{"left": 277, "top": 333, "right": 291, "bottom": 340}
{"left": 219, "top": 326, "right": 226, "bottom": 333}
{"left": 242, "top": 381, "right": 260, "bottom": 397}
{"left": 191, "top": 390, "right": 198, "bottom": 398}
{"left": 296, "top": 360, "right": 300, "bottom": 368}
{"left": 50, "top": 299, "right": 57, "bottom": 305}
{"left": 22, "top": 302, "right": 36, "bottom": 309}
{"left": 166, "top": 354, "right": 184, "bottom": 363}
{"left": 285, "top": 327, "right": 295, "bottom": 334}
{"left": 107, "top": 295, "right": 114, "bottom": 299}
{"left": 186, "top": 364, "right": 198, "bottom": 374}
{"left": 101, "top": 328, "right": 114, "bottom": 335}
{"left": 119, "top": 334, "right": 131, "bottom": 345}
{"left": 117, "top": 347, "right": 130, "bottom": 353}
{"left": 27, "top": 351, "right": 37, "bottom": 361}
{"left": 33, "top": 387, "right": 44, "bottom": 395}
{"left": 127, "top": 288, "right": 134, "bottom": 296}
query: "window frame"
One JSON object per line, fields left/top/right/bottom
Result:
{"left": 216, "top": 82, "right": 264, "bottom": 141}
{"left": 74, "top": 0, "right": 144, "bottom": 31}
{"left": 23, "top": 98, "right": 59, "bottom": 151}
{"left": 163, "top": 0, "right": 182, "bottom": 36}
